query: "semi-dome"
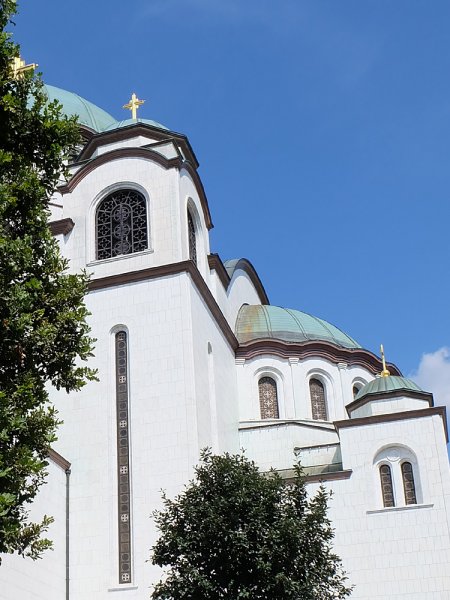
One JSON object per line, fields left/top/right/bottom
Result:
{"left": 236, "top": 304, "right": 361, "bottom": 349}
{"left": 43, "top": 84, "right": 116, "bottom": 132}
{"left": 354, "top": 376, "right": 423, "bottom": 401}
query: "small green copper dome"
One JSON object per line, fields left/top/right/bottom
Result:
{"left": 44, "top": 85, "right": 116, "bottom": 132}
{"left": 104, "top": 118, "right": 168, "bottom": 132}
{"left": 236, "top": 305, "right": 361, "bottom": 349}
{"left": 355, "top": 376, "right": 423, "bottom": 401}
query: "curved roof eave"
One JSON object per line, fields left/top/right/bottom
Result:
{"left": 60, "top": 146, "right": 213, "bottom": 230}
{"left": 223, "top": 258, "right": 269, "bottom": 304}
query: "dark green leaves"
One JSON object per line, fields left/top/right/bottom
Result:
{"left": 0, "top": 0, "right": 96, "bottom": 562}
{"left": 151, "top": 450, "right": 352, "bottom": 600}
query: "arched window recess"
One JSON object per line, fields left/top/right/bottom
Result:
{"left": 96, "top": 188, "right": 148, "bottom": 260}
{"left": 309, "top": 378, "right": 328, "bottom": 421}
{"left": 187, "top": 209, "right": 197, "bottom": 266}
{"left": 258, "top": 376, "right": 279, "bottom": 420}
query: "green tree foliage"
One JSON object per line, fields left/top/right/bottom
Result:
{"left": 151, "top": 450, "right": 352, "bottom": 600}
{"left": 0, "top": 0, "right": 96, "bottom": 562}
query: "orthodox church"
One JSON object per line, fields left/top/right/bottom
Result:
{"left": 2, "top": 82, "right": 450, "bottom": 600}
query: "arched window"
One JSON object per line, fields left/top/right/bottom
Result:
{"left": 379, "top": 464, "right": 395, "bottom": 507}
{"left": 188, "top": 211, "right": 197, "bottom": 265}
{"left": 310, "top": 378, "right": 328, "bottom": 420}
{"left": 352, "top": 385, "right": 360, "bottom": 398}
{"left": 258, "top": 376, "right": 279, "bottom": 419}
{"left": 96, "top": 189, "right": 147, "bottom": 260}
{"left": 401, "top": 462, "right": 417, "bottom": 505}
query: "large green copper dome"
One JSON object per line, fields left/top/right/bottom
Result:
{"left": 43, "top": 84, "right": 116, "bottom": 132}
{"left": 236, "top": 305, "right": 361, "bottom": 349}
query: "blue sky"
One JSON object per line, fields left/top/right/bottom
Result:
{"left": 13, "top": 1, "right": 450, "bottom": 402}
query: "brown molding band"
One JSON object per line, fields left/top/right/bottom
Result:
{"left": 346, "top": 389, "right": 433, "bottom": 416}
{"left": 335, "top": 406, "right": 448, "bottom": 442}
{"left": 49, "top": 218, "right": 75, "bottom": 236}
{"left": 48, "top": 448, "right": 71, "bottom": 472}
{"left": 236, "top": 339, "right": 401, "bottom": 376}
{"left": 59, "top": 147, "right": 213, "bottom": 230}
{"left": 77, "top": 123, "right": 199, "bottom": 169}
{"left": 208, "top": 253, "right": 230, "bottom": 289}
{"left": 88, "top": 260, "right": 238, "bottom": 351}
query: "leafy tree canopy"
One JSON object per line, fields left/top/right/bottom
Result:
{"left": 151, "top": 450, "right": 352, "bottom": 600}
{"left": 0, "top": 0, "right": 96, "bottom": 562}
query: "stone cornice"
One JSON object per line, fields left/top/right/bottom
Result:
{"left": 48, "top": 218, "right": 75, "bottom": 236}
{"left": 48, "top": 448, "right": 71, "bottom": 472}
{"left": 335, "top": 406, "right": 448, "bottom": 442}
{"left": 76, "top": 123, "right": 199, "bottom": 169}
{"left": 87, "top": 260, "right": 238, "bottom": 351}
{"left": 345, "top": 389, "right": 433, "bottom": 416}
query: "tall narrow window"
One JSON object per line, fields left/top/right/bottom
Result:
{"left": 310, "top": 378, "right": 327, "bottom": 420}
{"left": 97, "top": 189, "right": 147, "bottom": 260}
{"left": 401, "top": 462, "right": 417, "bottom": 505}
{"left": 258, "top": 376, "right": 279, "bottom": 419}
{"left": 188, "top": 211, "right": 197, "bottom": 265}
{"left": 115, "top": 331, "right": 132, "bottom": 584}
{"left": 380, "top": 464, "right": 395, "bottom": 507}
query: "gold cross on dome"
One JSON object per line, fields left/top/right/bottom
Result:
{"left": 380, "top": 344, "right": 391, "bottom": 377}
{"left": 11, "top": 55, "right": 38, "bottom": 79}
{"left": 123, "top": 93, "right": 145, "bottom": 119}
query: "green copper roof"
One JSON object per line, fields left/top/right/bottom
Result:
{"left": 104, "top": 118, "right": 168, "bottom": 132}
{"left": 236, "top": 305, "right": 361, "bottom": 349}
{"left": 44, "top": 85, "right": 116, "bottom": 132}
{"left": 355, "top": 376, "right": 423, "bottom": 401}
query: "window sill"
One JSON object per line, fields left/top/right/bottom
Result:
{"left": 87, "top": 247, "right": 154, "bottom": 267}
{"left": 366, "top": 503, "right": 433, "bottom": 515}
{"left": 108, "top": 584, "right": 138, "bottom": 592}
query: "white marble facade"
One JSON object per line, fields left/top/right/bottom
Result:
{"left": 2, "top": 88, "right": 450, "bottom": 599}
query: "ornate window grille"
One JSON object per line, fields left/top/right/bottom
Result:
{"left": 401, "top": 462, "right": 417, "bottom": 505}
{"left": 258, "top": 376, "right": 279, "bottom": 419}
{"left": 310, "top": 378, "right": 328, "bottom": 420}
{"left": 188, "top": 211, "right": 197, "bottom": 265}
{"left": 96, "top": 189, "right": 147, "bottom": 260}
{"left": 380, "top": 464, "right": 395, "bottom": 507}
{"left": 115, "top": 331, "right": 132, "bottom": 583}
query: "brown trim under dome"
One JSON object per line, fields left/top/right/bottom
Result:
{"left": 346, "top": 389, "right": 434, "bottom": 416}
{"left": 335, "top": 406, "right": 448, "bottom": 442}
{"left": 236, "top": 339, "right": 401, "bottom": 376}
{"left": 49, "top": 218, "right": 75, "bottom": 236}
{"left": 58, "top": 147, "right": 213, "bottom": 230}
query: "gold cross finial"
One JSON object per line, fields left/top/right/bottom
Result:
{"left": 123, "top": 92, "right": 144, "bottom": 120}
{"left": 380, "top": 344, "right": 391, "bottom": 377}
{"left": 11, "top": 55, "right": 38, "bottom": 79}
